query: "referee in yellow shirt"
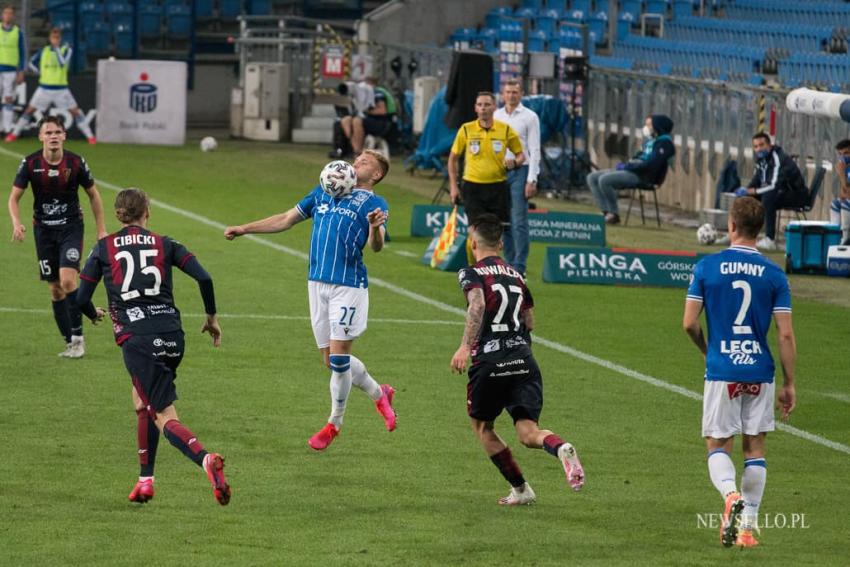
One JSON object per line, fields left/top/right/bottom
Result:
{"left": 448, "top": 92, "right": 525, "bottom": 228}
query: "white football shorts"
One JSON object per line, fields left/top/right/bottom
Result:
{"left": 702, "top": 380, "right": 775, "bottom": 439}
{"left": 308, "top": 280, "right": 369, "bottom": 348}
{"left": 29, "top": 87, "right": 78, "bottom": 112}
{"left": 0, "top": 71, "right": 16, "bottom": 100}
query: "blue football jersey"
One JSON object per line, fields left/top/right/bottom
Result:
{"left": 296, "top": 186, "right": 388, "bottom": 288}
{"left": 686, "top": 245, "right": 792, "bottom": 383}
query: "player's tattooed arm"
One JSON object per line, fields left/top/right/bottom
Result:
{"left": 451, "top": 288, "right": 485, "bottom": 373}
{"left": 224, "top": 207, "right": 304, "bottom": 239}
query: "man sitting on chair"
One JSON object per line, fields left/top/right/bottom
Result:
{"left": 726, "top": 132, "right": 807, "bottom": 251}
{"left": 588, "top": 114, "right": 674, "bottom": 225}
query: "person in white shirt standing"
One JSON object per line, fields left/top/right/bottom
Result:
{"left": 494, "top": 79, "right": 540, "bottom": 277}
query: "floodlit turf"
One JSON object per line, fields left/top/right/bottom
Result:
{"left": 0, "top": 139, "right": 847, "bottom": 566}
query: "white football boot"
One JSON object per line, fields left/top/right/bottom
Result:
{"left": 498, "top": 482, "right": 536, "bottom": 506}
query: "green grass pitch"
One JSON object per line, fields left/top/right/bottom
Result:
{"left": 0, "top": 139, "right": 847, "bottom": 566}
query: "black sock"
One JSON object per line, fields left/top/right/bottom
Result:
{"left": 65, "top": 289, "right": 83, "bottom": 337}
{"left": 163, "top": 420, "right": 208, "bottom": 467}
{"left": 490, "top": 447, "right": 526, "bottom": 488}
{"left": 136, "top": 409, "right": 160, "bottom": 477}
{"left": 51, "top": 298, "right": 72, "bottom": 344}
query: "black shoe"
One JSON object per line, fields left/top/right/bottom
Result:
{"left": 604, "top": 213, "right": 621, "bottom": 225}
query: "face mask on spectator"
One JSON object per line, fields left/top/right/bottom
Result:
{"left": 756, "top": 149, "right": 770, "bottom": 160}
{"left": 841, "top": 155, "right": 850, "bottom": 165}
{"left": 642, "top": 125, "right": 653, "bottom": 138}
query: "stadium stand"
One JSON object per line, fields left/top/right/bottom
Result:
{"left": 446, "top": 0, "right": 850, "bottom": 89}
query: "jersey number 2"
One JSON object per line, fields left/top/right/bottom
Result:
{"left": 731, "top": 280, "right": 753, "bottom": 334}
{"left": 114, "top": 250, "right": 162, "bottom": 300}
{"left": 491, "top": 283, "right": 523, "bottom": 332}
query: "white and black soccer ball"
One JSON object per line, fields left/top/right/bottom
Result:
{"left": 199, "top": 136, "right": 218, "bottom": 152}
{"left": 697, "top": 223, "right": 718, "bottom": 245}
{"left": 319, "top": 160, "right": 357, "bottom": 198}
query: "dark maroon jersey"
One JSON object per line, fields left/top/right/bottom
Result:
{"left": 457, "top": 256, "right": 534, "bottom": 364}
{"left": 80, "top": 226, "right": 197, "bottom": 344}
{"left": 13, "top": 150, "right": 95, "bottom": 227}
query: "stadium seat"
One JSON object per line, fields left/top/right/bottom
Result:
{"left": 107, "top": 1, "right": 133, "bottom": 29}
{"left": 672, "top": 0, "right": 692, "bottom": 18}
{"left": 114, "top": 23, "right": 134, "bottom": 56}
{"left": 528, "top": 29, "right": 547, "bottom": 52}
{"left": 166, "top": 4, "right": 191, "bottom": 38}
{"left": 138, "top": 4, "right": 162, "bottom": 38}
{"left": 247, "top": 0, "right": 270, "bottom": 15}
{"left": 195, "top": 0, "right": 214, "bottom": 18}
{"left": 219, "top": 0, "right": 243, "bottom": 19}
{"left": 645, "top": 0, "right": 669, "bottom": 17}
{"left": 80, "top": 1, "right": 105, "bottom": 21}
{"left": 84, "top": 20, "right": 110, "bottom": 54}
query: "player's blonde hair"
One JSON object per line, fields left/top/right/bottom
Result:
{"left": 115, "top": 187, "right": 150, "bottom": 224}
{"left": 362, "top": 149, "right": 389, "bottom": 183}
{"left": 730, "top": 196, "right": 764, "bottom": 239}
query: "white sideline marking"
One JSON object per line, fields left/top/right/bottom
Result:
{"left": 818, "top": 392, "right": 850, "bottom": 404}
{"left": 1, "top": 146, "right": 847, "bottom": 456}
{"left": 0, "top": 307, "right": 462, "bottom": 326}
{"left": 390, "top": 249, "right": 420, "bottom": 258}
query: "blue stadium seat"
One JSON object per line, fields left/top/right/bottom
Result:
{"left": 80, "top": 1, "right": 105, "bottom": 21}
{"left": 84, "top": 20, "right": 110, "bottom": 54}
{"left": 645, "top": 0, "right": 669, "bottom": 16}
{"left": 247, "top": 0, "right": 270, "bottom": 15}
{"left": 521, "top": 0, "right": 545, "bottom": 9}
{"left": 219, "top": 0, "right": 243, "bottom": 19}
{"left": 195, "top": 0, "right": 214, "bottom": 18}
{"left": 620, "top": 1, "right": 641, "bottom": 23}
{"left": 107, "top": 1, "right": 133, "bottom": 29}
{"left": 528, "top": 29, "right": 547, "bottom": 52}
{"left": 138, "top": 4, "right": 162, "bottom": 38}
{"left": 166, "top": 4, "right": 191, "bottom": 38}
{"left": 672, "top": 0, "right": 692, "bottom": 18}
{"left": 114, "top": 23, "right": 134, "bottom": 56}
{"left": 588, "top": 18, "right": 607, "bottom": 44}
{"left": 536, "top": 11, "right": 558, "bottom": 36}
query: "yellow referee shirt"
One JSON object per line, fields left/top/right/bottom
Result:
{"left": 450, "top": 119, "right": 523, "bottom": 184}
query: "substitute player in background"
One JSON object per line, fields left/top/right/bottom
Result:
{"left": 451, "top": 214, "right": 584, "bottom": 506}
{"left": 5, "top": 27, "right": 96, "bottom": 144}
{"left": 7, "top": 115, "right": 105, "bottom": 357}
{"left": 76, "top": 188, "right": 230, "bottom": 505}
{"left": 683, "top": 197, "right": 796, "bottom": 548}
{"left": 0, "top": 5, "right": 25, "bottom": 136}
{"left": 224, "top": 150, "right": 397, "bottom": 450}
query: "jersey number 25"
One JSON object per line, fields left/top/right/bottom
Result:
{"left": 114, "top": 250, "right": 162, "bottom": 300}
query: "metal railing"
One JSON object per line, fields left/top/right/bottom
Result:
{"left": 586, "top": 68, "right": 850, "bottom": 218}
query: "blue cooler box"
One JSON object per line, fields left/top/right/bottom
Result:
{"left": 784, "top": 221, "right": 841, "bottom": 274}
{"left": 827, "top": 245, "right": 850, "bottom": 277}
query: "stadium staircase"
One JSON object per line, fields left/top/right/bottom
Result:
{"left": 449, "top": 0, "right": 850, "bottom": 90}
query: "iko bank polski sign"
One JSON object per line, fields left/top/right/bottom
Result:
{"left": 543, "top": 247, "right": 702, "bottom": 288}
{"left": 96, "top": 59, "right": 186, "bottom": 145}
{"left": 410, "top": 205, "right": 605, "bottom": 246}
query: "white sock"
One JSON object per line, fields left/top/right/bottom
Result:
{"left": 2, "top": 104, "right": 13, "bottom": 132}
{"left": 75, "top": 115, "right": 94, "bottom": 139}
{"left": 349, "top": 355, "right": 382, "bottom": 401}
{"left": 741, "top": 458, "right": 767, "bottom": 530}
{"left": 139, "top": 475, "right": 154, "bottom": 482}
{"left": 11, "top": 113, "right": 29, "bottom": 136}
{"left": 707, "top": 450, "right": 738, "bottom": 498}
{"left": 328, "top": 354, "right": 352, "bottom": 428}
{"left": 840, "top": 201, "right": 850, "bottom": 243}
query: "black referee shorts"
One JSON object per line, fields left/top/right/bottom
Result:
{"left": 34, "top": 223, "right": 84, "bottom": 281}
{"left": 466, "top": 354, "right": 543, "bottom": 423}
{"left": 122, "top": 331, "right": 185, "bottom": 414}
{"left": 460, "top": 180, "right": 510, "bottom": 226}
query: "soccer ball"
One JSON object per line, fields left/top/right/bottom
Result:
{"left": 319, "top": 160, "right": 357, "bottom": 198}
{"left": 200, "top": 136, "right": 218, "bottom": 152}
{"left": 697, "top": 223, "right": 718, "bottom": 245}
